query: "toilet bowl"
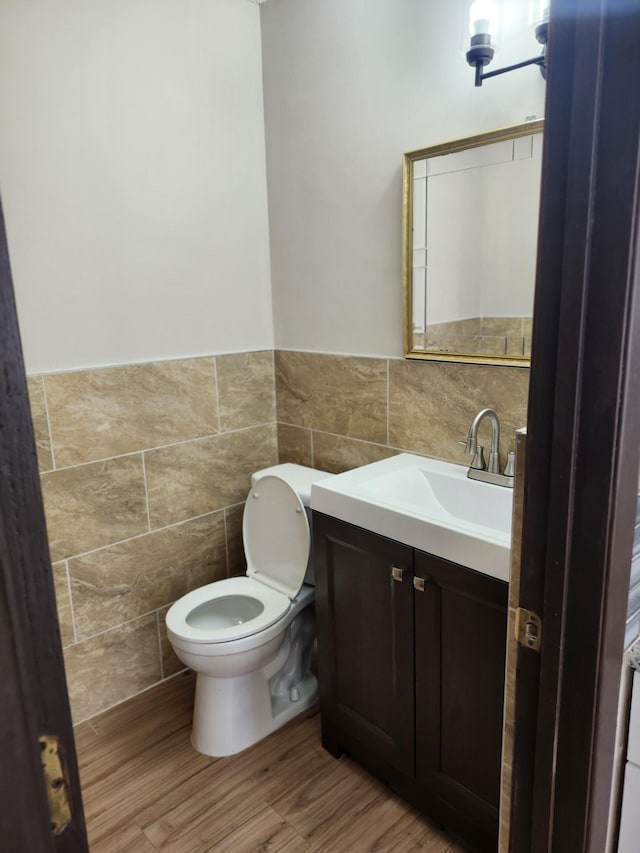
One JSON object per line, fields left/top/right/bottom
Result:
{"left": 166, "top": 463, "right": 331, "bottom": 757}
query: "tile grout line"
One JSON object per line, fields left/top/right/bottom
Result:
{"left": 62, "top": 506, "right": 234, "bottom": 563}
{"left": 274, "top": 421, "right": 462, "bottom": 467}
{"left": 386, "top": 359, "right": 390, "bottom": 446}
{"left": 39, "top": 421, "right": 277, "bottom": 475}
{"left": 270, "top": 349, "right": 278, "bottom": 425}
{"left": 213, "top": 356, "right": 222, "bottom": 434}
{"left": 71, "top": 668, "right": 190, "bottom": 727}
{"left": 64, "top": 559, "right": 78, "bottom": 645}
{"left": 278, "top": 421, "right": 391, "bottom": 452}
{"left": 71, "top": 604, "right": 180, "bottom": 647}
{"left": 27, "top": 349, "right": 275, "bottom": 381}
{"left": 310, "top": 429, "right": 315, "bottom": 467}
{"left": 155, "top": 611, "right": 165, "bottom": 680}
{"left": 140, "top": 452, "right": 152, "bottom": 533}
{"left": 223, "top": 509, "right": 231, "bottom": 579}
{"left": 40, "top": 375, "right": 57, "bottom": 470}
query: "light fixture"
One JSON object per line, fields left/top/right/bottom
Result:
{"left": 465, "top": 0, "right": 549, "bottom": 87}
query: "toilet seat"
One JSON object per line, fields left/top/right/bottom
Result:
{"left": 166, "top": 577, "right": 291, "bottom": 645}
{"left": 167, "top": 474, "right": 313, "bottom": 649}
{"left": 243, "top": 474, "right": 310, "bottom": 599}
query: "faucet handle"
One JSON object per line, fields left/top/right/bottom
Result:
{"left": 458, "top": 437, "right": 477, "bottom": 454}
{"left": 469, "top": 445, "right": 486, "bottom": 471}
{"left": 459, "top": 439, "right": 485, "bottom": 469}
{"left": 503, "top": 451, "right": 516, "bottom": 478}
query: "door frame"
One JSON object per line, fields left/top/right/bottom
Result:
{"left": 0, "top": 197, "right": 88, "bottom": 851}
{"left": 510, "top": 0, "right": 640, "bottom": 850}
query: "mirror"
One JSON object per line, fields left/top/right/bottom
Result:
{"left": 403, "top": 120, "right": 544, "bottom": 366}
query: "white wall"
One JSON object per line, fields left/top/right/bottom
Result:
{"left": 261, "top": 0, "right": 546, "bottom": 357}
{"left": 0, "top": 0, "right": 273, "bottom": 373}
{"left": 422, "top": 132, "right": 542, "bottom": 325}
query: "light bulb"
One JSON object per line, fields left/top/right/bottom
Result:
{"left": 469, "top": 0, "right": 498, "bottom": 38}
{"left": 528, "top": 0, "right": 550, "bottom": 27}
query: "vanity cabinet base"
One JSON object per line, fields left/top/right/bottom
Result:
{"left": 321, "top": 719, "right": 496, "bottom": 852}
{"left": 314, "top": 512, "right": 508, "bottom": 853}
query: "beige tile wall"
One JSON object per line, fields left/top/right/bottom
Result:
{"left": 27, "top": 352, "right": 277, "bottom": 723}
{"left": 276, "top": 351, "right": 529, "bottom": 473}
{"left": 499, "top": 428, "right": 527, "bottom": 853}
{"left": 28, "top": 347, "right": 529, "bottom": 727}
{"left": 421, "top": 316, "right": 533, "bottom": 358}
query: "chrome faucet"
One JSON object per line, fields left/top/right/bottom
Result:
{"left": 460, "top": 408, "right": 515, "bottom": 488}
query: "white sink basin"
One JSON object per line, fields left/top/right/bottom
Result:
{"left": 311, "top": 453, "right": 513, "bottom": 581}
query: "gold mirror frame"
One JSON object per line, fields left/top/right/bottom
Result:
{"left": 402, "top": 120, "right": 544, "bottom": 366}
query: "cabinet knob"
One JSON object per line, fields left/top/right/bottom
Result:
{"left": 391, "top": 566, "right": 405, "bottom": 582}
{"left": 413, "top": 576, "right": 427, "bottom": 592}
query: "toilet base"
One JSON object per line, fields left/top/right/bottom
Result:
{"left": 191, "top": 670, "right": 318, "bottom": 757}
{"left": 190, "top": 609, "right": 318, "bottom": 757}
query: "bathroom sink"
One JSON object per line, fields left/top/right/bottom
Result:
{"left": 311, "top": 453, "right": 513, "bottom": 581}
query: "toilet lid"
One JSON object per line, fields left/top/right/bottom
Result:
{"left": 243, "top": 475, "right": 310, "bottom": 600}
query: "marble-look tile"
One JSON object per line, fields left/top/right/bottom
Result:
{"left": 158, "top": 607, "right": 186, "bottom": 679}
{"left": 388, "top": 359, "right": 529, "bottom": 464}
{"left": 506, "top": 337, "right": 525, "bottom": 357}
{"left": 27, "top": 376, "right": 53, "bottom": 472}
{"left": 499, "top": 605, "right": 519, "bottom": 853}
{"left": 500, "top": 434, "right": 525, "bottom": 853}
{"left": 45, "top": 358, "right": 218, "bottom": 467}
{"left": 503, "top": 608, "right": 518, "bottom": 737}
{"left": 275, "top": 351, "right": 388, "bottom": 444}
{"left": 425, "top": 334, "right": 509, "bottom": 356}
{"left": 225, "top": 504, "right": 247, "bottom": 577}
{"left": 312, "top": 432, "right": 398, "bottom": 475}
{"left": 523, "top": 337, "right": 532, "bottom": 358}
{"left": 480, "top": 317, "right": 525, "bottom": 336}
{"left": 69, "top": 513, "right": 227, "bottom": 638}
{"left": 52, "top": 560, "right": 75, "bottom": 647}
{"left": 427, "top": 318, "right": 482, "bottom": 336}
{"left": 216, "top": 351, "right": 275, "bottom": 432}
{"left": 509, "top": 430, "right": 527, "bottom": 609}
{"left": 425, "top": 335, "right": 485, "bottom": 354}
{"left": 42, "top": 455, "right": 148, "bottom": 562}
{"left": 499, "top": 786, "right": 512, "bottom": 853}
{"left": 63, "top": 613, "right": 161, "bottom": 722}
{"left": 277, "top": 423, "right": 312, "bottom": 467}
{"left": 478, "top": 335, "right": 509, "bottom": 355}
{"left": 145, "top": 425, "right": 278, "bottom": 529}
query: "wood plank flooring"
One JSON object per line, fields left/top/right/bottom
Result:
{"left": 75, "top": 673, "right": 465, "bottom": 852}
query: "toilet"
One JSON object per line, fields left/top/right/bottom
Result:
{"left": 166, "top": 463, "right": 332, "bottom": 757}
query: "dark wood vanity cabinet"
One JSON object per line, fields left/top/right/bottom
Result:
{"left": 313, "top": 512, "right": 508, "bottom": 852}
{"left": 312, "top": 513, "right": 415, "bottom": 776}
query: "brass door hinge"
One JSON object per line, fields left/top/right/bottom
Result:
{"left": 39, "top": 735, "right": 71, "bottom": 835}
{"left": 516, "top": 608, "right": 542, "bottom": 652}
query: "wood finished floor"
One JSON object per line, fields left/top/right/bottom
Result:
{"left": 75, "top": 673, "right": 465, "bottom": 853}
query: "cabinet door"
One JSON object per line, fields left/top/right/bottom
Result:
{"left": 414, "top": 550, "right": 508, "bottom": 850}
{"left": 313, "top": 513, "right": 415, "bottom": 776}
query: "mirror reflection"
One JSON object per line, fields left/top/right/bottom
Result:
{"left": 403, "top": 121, "right": 544, "bottom": 365}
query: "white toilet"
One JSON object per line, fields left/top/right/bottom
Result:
{"left": 166, "top": 463, "right": 332, "bottom": 757}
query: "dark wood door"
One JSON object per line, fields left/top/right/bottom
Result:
{"left": 0, "top": 197, "right": 88, "bottom": 850}
{"left": 414, "top": 550, "right": 508, "bottom": 852}
{"left": 509, "top": 1, "right": 640, "bottom": 851}
{"left": 313, "top": 513, "right": 415, "bottom": 776}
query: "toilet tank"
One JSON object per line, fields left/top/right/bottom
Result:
{"left": 250, "top": 463, "right": 334, "bottom": 586}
